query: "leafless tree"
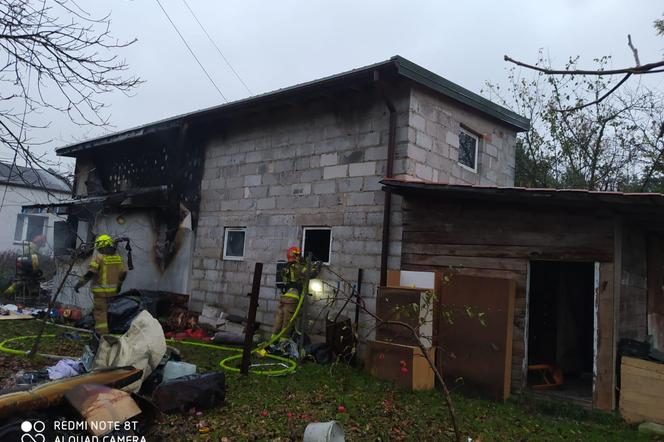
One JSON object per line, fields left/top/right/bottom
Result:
{"left": 485, "top": 51, "right": 664, "bottom": 191}
{"left": 0, "top": 0, "right": 140, "bottom": 195}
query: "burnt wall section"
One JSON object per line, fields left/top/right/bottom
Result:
{"left": 72, "top": 126, "right": 205, "bottom": 228}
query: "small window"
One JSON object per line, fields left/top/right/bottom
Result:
{"left": 223, "top": 227, "right": 246, "bottom": 260}
{"left": 14, "top": 214, "right": 46, "bottom": 243}
{"left": 458, "top": 129, "right": 479, "bottom": 171}
{"left": 302, "top": 227, "right": 332, "bottom": 264}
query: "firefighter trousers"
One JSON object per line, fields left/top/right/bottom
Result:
{"left": 92, "top": 294, "right": 116, "bottom": 334}
{"left": 272, "top": 295, "right": 299, "bottom": 336}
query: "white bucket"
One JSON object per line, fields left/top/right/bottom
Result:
{"left": 303, "top": 421, "right": 345, "bottom": 442}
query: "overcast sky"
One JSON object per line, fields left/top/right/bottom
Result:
{"left": 6, "top": 0, "right": 664, "bottom": 169}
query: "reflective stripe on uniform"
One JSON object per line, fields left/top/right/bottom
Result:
{"left": 282, "top": 289, "right": 300, "bottom": 300}
{"left": 91, "top": 287, "right": 118, "bottom": 294}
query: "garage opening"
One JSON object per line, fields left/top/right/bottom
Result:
{"left": 527, "top": 261, "right": 595, "bottom": 403}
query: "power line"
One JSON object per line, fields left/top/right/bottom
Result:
{"left": 154, "top": 0, "right": 228, "bottom": 102}
{"left": 180, "top": 0, "right": 253, "bottom": 96}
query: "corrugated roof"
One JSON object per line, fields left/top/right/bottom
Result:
{"left": 381, "top": 178, "right": 664, "bottom": 209}
{"left": 56, "top": 55, "right": 530, "bottom": 157}
{"left": 0, "top": 161, "right": 71, "bottom": 193}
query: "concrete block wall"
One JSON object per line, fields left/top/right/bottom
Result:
{"left": 190, "top": 90, "right": 409, "bottom": 334}
{"left": 399, "top": 85, "right": 517, "bottom": 186}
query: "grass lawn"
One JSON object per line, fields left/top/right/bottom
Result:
{"left": 0, "top": 319, "right": 659, "bottom": 441}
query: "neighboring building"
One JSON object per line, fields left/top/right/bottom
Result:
{"left": 0, "top": 161, "right": 70, "bottom": 254}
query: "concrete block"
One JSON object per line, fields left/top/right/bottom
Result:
{"left": 300, "top": 168, "right": 323, "bottom": 182}
{"left": 411, "top": 113, "right": 426, "bottom": 131}
{"left": 257, "top": 197, "right": 276, "bottom": 210}
{"left": 291, "top": 183, "right": 311, "bottom": 195}
{"left": 275, "top": 196, "right": 294, "bottom": 210}
{"left": 358, "top": 131, "right": 380, "bottom": 147}
{"left": 407, "top": 145, "right": 427, "bottom": 163}
{"left": 344, "top": 211, "right": 366, "bottom": 225}
{"left": 486, "top": 143, "right": 498, "bottom": 157}
{"left": 364, "top": 146, "right": 388, "bottom": 161}
{"left": 319, "top": 194, "right": 340, "bottom": 207}
{"left": 333, "top": 226, "right": 354, "bottom": 239}
{"left": 342, "top": 150, "right": 364, "bottom": 164}
{"left": 416, "top": 131, "right": 433, "bottom": 149}
{"left": 272, "top": 159, "right": 293, "bottom": 173}
{"left": 323, "top": 165, "right": 348, "bottom": 179}
{"left": 244, "top": 174, "right": 262, "bottom": 187}
{"left": 348, "top": 192, "right": 375, "bottom": 206}
{"left": 446, "top": 131, "right": 460, "bottom": 148}
{"left": 320, "top": 153, "right": 338, "bottom": 167}
{"left": 362, "top": 176, "right": 382, "bottom": 191}
{"left": 354, "top": 226, "right": 379, "bottom": 240}
{"left": 415, "top": 162, "right": 433, "bottom": 181}
{"left": 269, "top": 185, "right": 291, "bottom": 196}
{"left": 349, "top": 161, "right": 377, "bottom": 177}
{"left": 226, "top": 176, "right": 244, "bottom": 188}
{"left": 312, "top": 180, "right": 336, "bottom": 194}
{"left": 337, "top": 177, "right": 363, "bottom": 193}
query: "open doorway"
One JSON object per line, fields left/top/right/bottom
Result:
{"left": 527, "top": 261, "right": 595, "bottom": 402}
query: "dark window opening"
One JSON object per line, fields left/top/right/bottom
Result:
{"left": 458, "top": 129, "right": 478, "bottom": 171}
{"left": 302, "top": 227, "right": 331, "bottom": 264}
{"left": 223, "top": 228, "right": 246, "bottom": 260}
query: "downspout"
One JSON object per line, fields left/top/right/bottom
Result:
{"left": 379, "top": 93, "right": 397, "bottom": 287}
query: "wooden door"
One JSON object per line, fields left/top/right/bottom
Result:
{"left": 435, "top": 275, "right": 515, "bottom": 401}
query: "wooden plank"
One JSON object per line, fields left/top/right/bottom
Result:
{"left": 622, "top": 356, "right": 664, "bottom": 374}
{"left": 620, "top": 398, "right": 664, "bottom": 424}
{"left": 402, "top": 243, "right": 612, "bottom": 261}
{"left": 594, "top": 262, "right": 615, "bottom": 411}
{"left": 402, "top": 254, "right": 528, "bottom": 272}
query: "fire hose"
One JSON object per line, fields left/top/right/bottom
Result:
{"left": 0, "top": 289, "right": 305, "bottom": 376}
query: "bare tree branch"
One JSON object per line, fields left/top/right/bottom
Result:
{"left": 503, "top": 55, "right": 664, "bottom": 76}
{"left": 627, "top": 34, "right": 641, "bottom": 67}
{"left": 0, "top": 0, "right": 140, "bottom": 196}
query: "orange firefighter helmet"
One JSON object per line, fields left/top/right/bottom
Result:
{"left": 287, "top": 246, "right": 301, "bottom": 262}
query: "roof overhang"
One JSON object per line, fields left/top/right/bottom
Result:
{"left": 56, "top": 56, "right": 529, "bottom": 157}
{"left": 23, "top": 185, "right": 169, "bottom": 211}
{"left": 381, "top": 178, "right": 664, "bottom": 213}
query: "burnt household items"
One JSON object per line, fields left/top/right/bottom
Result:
{"left": 271, "top": 247, "right": 321, "bottom": 340}
{"left": 74, "top": 234, "right": 128, "bottom": 335}
{"left": 3, "top": 235, "right": 47, "bottom": 305}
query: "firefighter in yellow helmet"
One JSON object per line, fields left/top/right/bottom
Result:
{"left": 271, "top": 246, "right": 320, "bottom": 340}
{"left": 74, "top": 234, "right": 127, "bottom": 334}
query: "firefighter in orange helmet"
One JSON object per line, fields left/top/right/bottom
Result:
{"left": 271, "top": 246, "right": 320, "bottom": 339}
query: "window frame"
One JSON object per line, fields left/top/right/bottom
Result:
{"left": 301, "top": 226, "right": 332, "bottom": 265}
{"left": 13, "top": 213, "right": 47, "bottom": 244}
{"left": 222, "top": 227, "right": 247, "bottom": 261}
{"left": 457, "top": 127, "right": 480, "bottom": 173}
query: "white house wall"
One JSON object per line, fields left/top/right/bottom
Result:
{"left": 0, "top": 184, "right": 69, "bottom": 254}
